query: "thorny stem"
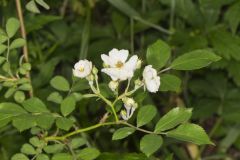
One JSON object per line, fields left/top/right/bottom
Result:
{"left": 15, "top": 0, "right": 33, "bottom": 97}
{"left": 44, "top": 121, "right": 165, "bottom": 142}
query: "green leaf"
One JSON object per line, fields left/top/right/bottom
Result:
{"left": 0, "top": 56, "right": 6, "bottom": 65}
{"left": 52, "top": 153, "right": 72, "bottom": 160}
{"left": 50, "top": 76, "right": 70, "bottom": 91}
{"left": 29, "top": 137, "right": 45, "bottom": 148}
{"left": 36, "top": 0, "right": 50, "bottom": 9}
{"left": 70, "top": 137, "right": 86, "bottom": 149}
{"left": 97, "top": 153, "right": 150, "bottom": 160}
{"left": 12, "top": 114, "right": 37, "bottom": 131}
{"left": 36, "top": 114, "right": 55, "bottom": 129}
{"left": 26, "top": 0, "right": 40, "bottom": 13}
{"left": 170, "top": 49, "right": 221, "bottom": 70}
{"left": 140, "top": 134, "right": 163, "bottom": 157}
{"left": 77, "top": 148, "right": 100, "bottom": 160}
{"left": 14, "top": 91, "right": 26, "bottom": 103}
{"left": 159, "top": 74, "right": 181, "bottom": 92}
{"left": 6, "top": 18, "right": 20, "bottom": 38}
{"left": 167, "top": 123, "right": 213, "bottom": 145}
{"left": 154, "top": 107, "right": 192, "bottom": 133}
{"left": 0, "top": 34, "right": 8, "bottom": 43}
{"left": 11, "top": 153, "right": 29, "bottom": 160}
{"left": 0, "top": 102, "right": 27, "bottom": 128}
{"left": 43, "top": 144, "right": 64, "bottom": 154}
{"left": 21, "top": 143, "right": 36, "bottom": 155}
{"left": 56, "top": 117, "right": 73, "bottom": 131}
{"left": 22, "top": 97, "right": 49, "bottom": 113}
{"left": 146, "top": 40, "right": 171, "bottom": 70}
{"left": 112, "top": 127, "right": 135, "bottom": 140}
{"left": 107, "top": 0, "right": 140, "bottom": 18}
{"left": 0, "top": 44, "right": 7, "bottom": 54}
{"left": 36, "top": 154, "right": 49, "bottom": 160}
{"left": 137, "top": 105, "right": 157, "bottom": 127}
{"left": 4, "top": 87, "right": 16, "bottom": 98}
{"left": 61, "top": 96, "right": 76, "bottom": 117}
{"left": 225, "top": 1, "right": 240, "bottom": 34}
{"left": 10, "top": 38, "right": 26, "bottom": 49}
{"left": 47, "top": 92, "right": 63, "bottom": 104}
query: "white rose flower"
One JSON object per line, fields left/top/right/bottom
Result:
{"left": 73, "top": 60, "right": 92, "bottom": 78}
{"left": 143, "top": 65, "right": 160, "bottom": 93}
{"left": 101, "top": 48, "right": 138, "bottom": 81}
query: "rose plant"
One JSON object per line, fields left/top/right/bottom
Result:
{"left": 0, "top": 15, "right": 222, "bottom": 160}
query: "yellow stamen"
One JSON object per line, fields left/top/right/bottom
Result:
{"left": 79, "top": 67, "right": 84, "bottom": 72}
{"left": 115, "top": 61, "right": 124, "bottom": 68}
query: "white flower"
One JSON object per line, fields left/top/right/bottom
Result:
{"left": 143, "top": 65, "right": 160, "bottom": 93}
{"left": 101, "top": 48, "right": 138, "bottom": 81}
{"left": 73, "top": 60, "right": 92, "bottom": 78}
{"left": 121, "top": 97, "right": 138, "bottom": 120}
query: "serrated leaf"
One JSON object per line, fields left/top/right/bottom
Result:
{"left": 146, "top": 39, "right": 171, "bottom": 70}
{"left": 6, "top": 18, "right": 20, "bottom": 38}
{"left": 36, "top": 114, "right": 55, "bottom": 129}
{"left": 167, "top": 123, "right": 213, "bottom": 145}
{"left": 225, "top": 1, "right": 240, "bottom": 34}
{"left": 36, "top": 0, "right": 50, "bottom": 9}
{"left": 56, "top": 117, "right": 73, "bottom": 131}
{"left": 77, "top": 148, "right": 100, "bottom": 160}
{"left": 14, "top": 91, "right": 26, "bottom": 103}
{"left": 70, "top": 137, "right": 86, "bottom": 149}
{"left": 11, "top": 153, "right": 29, "bottom": 160}
{"left": 36, "top": 154, "right": 49, "bottom": 160}
{"left": 12, "top": 114, "right": 37, "bottom": 131}
{"left": 43, "top": 144, "right": 64, "bottom": 154}
{"left": 112, "top": 127, "right": 135, "bottom": 140}
{"left": 50, "top": 76, "right": 70, "bottom": 91}
{"left": 159, "top": 74, "right": 181, "bottom": 92}
{"left": 154, "top": 107, "right": 192, "bottom": 133}
{"left": 10, "top": 38, "right": 26, "bottom": 49}
{"left": 137, "top": 105, "right": 157, "bottom": 127}
{"left": 0, "top": 102, "right": 27, "bottom": 128}
{"left": 26, "top": 0, "right": 40, "bottom": 13}
{"left": 29, "top": 137, "right": 45, "bottom": 148}
{"left": 21, "top": 143, "right": 36, "bottom": 155}
{"left": 0, "top": 34, "right": 8, "bottom": 43}
{"left": 170, "top": 49, "right": 221, "bottom": 70}
{"left": 0, "top": 44, "right": 7, "bottom": 54}
{"left": 52, "top": 153, "right": 72, "bottom": 160}
{"left": 140, "top": 134, "right": 162, "bottom": 157}
{"left": 61, "top": 96, "right": 76, "bottom": 117}
{"left": 47, "top": 92, "right": 63, "bottom": 104}
{"left": 22, "top": 97, "right": 49, "bottom": 113}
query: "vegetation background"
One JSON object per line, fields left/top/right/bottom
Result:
{"left": 1, "top": 0, "right": 240, "bottom": 159}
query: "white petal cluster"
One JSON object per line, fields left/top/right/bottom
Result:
{"left": 143, "top": 65, "right": 160, "bottom": 93}
{"left": 73, "top": 60, "right": 92, "bottom": 78}
{"left": 101, "top": 48, "right": 138, "bottom": 81}
{"left": 121, "top": 97, "right": 138, "bottom": 120}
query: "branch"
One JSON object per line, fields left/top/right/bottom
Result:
{"left": 15, "top": 0, "right": 33, "bottom": 97}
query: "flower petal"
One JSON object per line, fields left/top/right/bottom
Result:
{"left": 109, "top": 48, "right": 129, "bottom": 63}
{"left": 125, "top": 55, "right": 138, "bottom": 71}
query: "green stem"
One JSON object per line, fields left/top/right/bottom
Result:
{"left": 130, "top": 18, "right": 134, "bottom": 54}
{"left": 44, "top": 121, "right": 163, "bottom": 142}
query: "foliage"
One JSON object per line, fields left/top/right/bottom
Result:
{"left": 1, "top": 0, "right": 240, "bottom": 160}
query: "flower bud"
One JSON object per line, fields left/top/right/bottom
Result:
{"left": 122, "top": 97, "right": 138, "bottom": 109}
{"left": 134, "top": 79, "right": 143, "bottom": 89}
{"left": 136, "top": 59, "right": 142, "bottom": 69}
{"left": 86, "top": 74, "right": 94, "bottom": 82}
{"left": 92, "top": 66, "right": 98, "bottom": 75}
{"left": 108, "top": 80, "right": 119, "bottom": 92}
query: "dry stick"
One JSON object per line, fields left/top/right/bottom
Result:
{"left": 15, "top": 0, "right": 33, "bottom": 97}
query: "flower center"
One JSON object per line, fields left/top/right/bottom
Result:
{"left": 115, "top": 61, "right": 124, "bottom": 68}
{"left": 79, "top": 67, "right": 85, "bottom": 72}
